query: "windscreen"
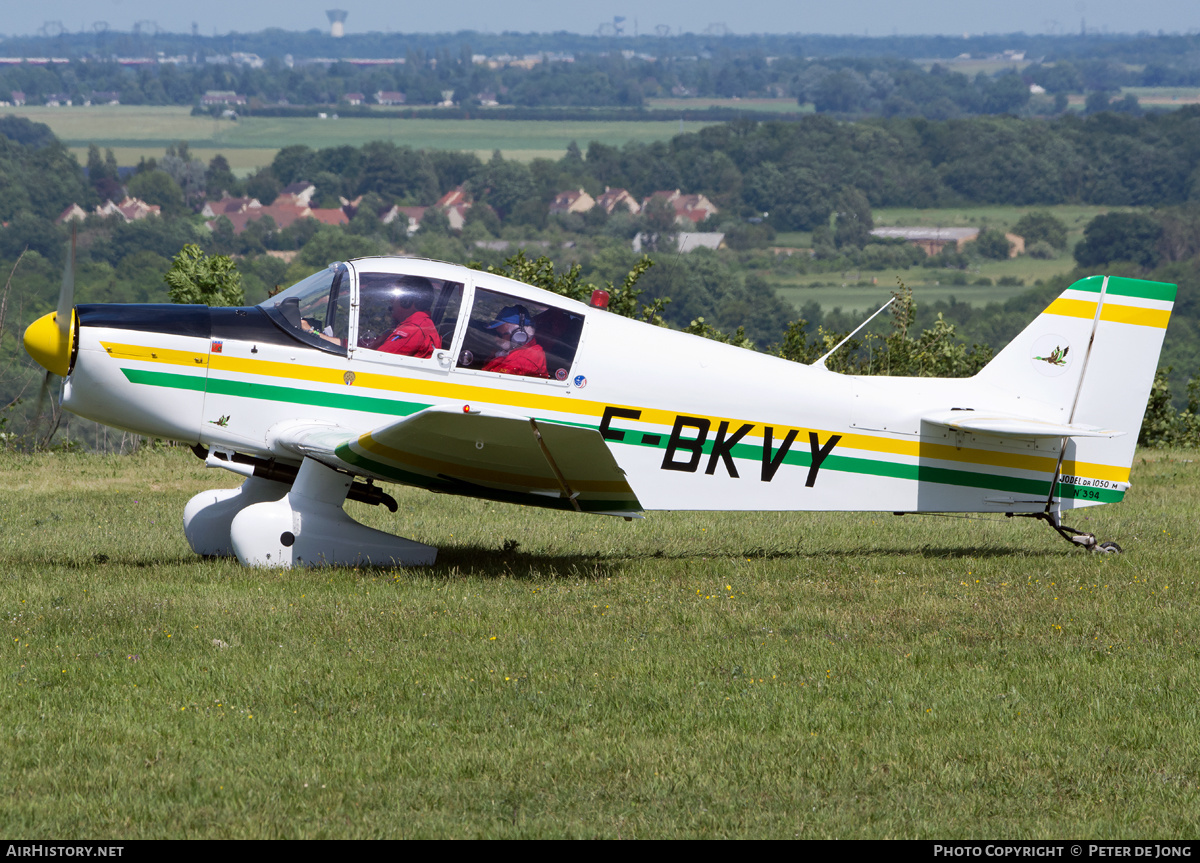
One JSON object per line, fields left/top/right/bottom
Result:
{"left": 258, "top": 263, "right": 350, "bottom": 355}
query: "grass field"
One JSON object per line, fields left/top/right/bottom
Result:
{"left": 766, "top": 205, "right": 1124, "bottom": 314}
{"left": 1120, "top": 87, "right": 1200, "bottom": 106}
{"left": 645, "top": 98, "right": 810, "bottom": 114}
{"left": 871, "top": 205, "right": 1120, "bottom": 235}
{"left": 772, "top": 275, "right": 1041, "bottom": 316}
{"left": 2, "top": 447, "right": 1199, "bottom": 838}
{"left": 8, "top": 106, "right": 715, "bottom": 172}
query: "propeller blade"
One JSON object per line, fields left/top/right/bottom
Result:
{"left": 56, "top": 224, "right": 76, "bottom": 338}
{"left": 33, "top": 369, "right": 52, "bottom": 419}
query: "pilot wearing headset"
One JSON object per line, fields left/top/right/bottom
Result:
{"left": 482, "top": 304, "right": 549, "bottom": 378}
{"left": 363, "top": 276, "right": 442, "bottom": 358}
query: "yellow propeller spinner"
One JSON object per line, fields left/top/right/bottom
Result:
{"left": 24, "top": 309, "right": 76, "bottom": 377}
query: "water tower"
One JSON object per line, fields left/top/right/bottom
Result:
{"left": 326, "top": 10, "right": 348, "bottom": 38}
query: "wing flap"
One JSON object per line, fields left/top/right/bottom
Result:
{"left": 270, "top": 407, "right": 642, "bottom": 515}
{"left": 923, "top": 410, "right": 1122, "bottom": 439}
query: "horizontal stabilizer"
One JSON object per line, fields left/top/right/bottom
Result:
{"left": 922, "top": 410, "right": 1122, "bottom": 439}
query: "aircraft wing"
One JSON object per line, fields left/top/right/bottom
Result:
{"left": 922, "top": 410, "right": 1122, "bottom": 439}
{"left": 267, "top": 407, "right": 643, "bottom": 517}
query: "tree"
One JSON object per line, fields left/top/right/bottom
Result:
{"left": 1074, "top": 212, "right": 1162, "bottom": 269}
{"left": 126, "top": 170, "right": 185, "bottom": 214}
{"left": 1012, "top": 211, "right": 1068, "bottom": 251}
{"left": 164, "top": 244, "right": 244, "bottom": 306}
{"left": 297, "top": 225, "right": 383, "bottom": 267}
{"left": 1085, "top": 91, "right": 1114, "bottom": 114}
{"left": 205, "top": 154, "right": 241, "bottom": 198}
{"left": 86, "top": 144, "right": 122, "bottom": 202}
{"left": 475, "top": 251, "right": 665, "bottom": 325}
{"left": 469, "top": 153, "right": 538, "bottom": 220}
{"left": 973, "top": 228, "right": 1012, "bottom": 260}
{"left": 833, "top": 187, "right": 873, "bottom": 248}
{"left": 812, "top": 69, "right": 871, "bottom": 113}
{"left": 244, "top": 168, "right": 281, "bottom": 205}
{"left": 271, "top": 145, "right": 314, "bottom": 187}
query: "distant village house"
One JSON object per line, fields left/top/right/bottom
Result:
{"left": 200, "top": 90, "right": 248, "bottom": 106}
{"left": 548, "top": 189, "right": 595, "bottom": 216}
{"left": 595, "top": 187, "right": 640, "bottom": 216}
{"left": 641, "top": 189, "right": 719, "bottom": 225}
{"left": 870, "top": 227, "right": 1025, "bottom": 258}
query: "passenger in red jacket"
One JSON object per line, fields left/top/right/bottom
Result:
{"left": 482, "top": 304, "right": 549, "bottom": 378}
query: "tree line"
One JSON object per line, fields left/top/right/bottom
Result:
{"left": 6, "top": 43, "right": 1200, "bottom": 115}
{"left": 7, "top": 110, "right": 1200, "bottom": 446}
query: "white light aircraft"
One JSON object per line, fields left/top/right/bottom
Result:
{"left": 23, "top": 256, "right": 1175, "bottom": 567}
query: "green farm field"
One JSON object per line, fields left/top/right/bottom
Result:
{"left": 8, "top": 106, "right": 715, "bottom": 172}
{"left": 768, "top": 205, "right": 1128, "bottom": 315}
{"left": 645, "top": 97, "right": 810, "bottom": 114}
{"left": 773, "top": 276, "right": 1039, "bottom": 317}
{"left": 2, "top": 447, "right": 1198, "bottom": 838}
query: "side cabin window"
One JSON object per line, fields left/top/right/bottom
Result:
{"left": 356, "top": 273, "right": 464, "bottom": 359}
{"left": 258, "top": 263, "right": 350, "bottom": 355}
{"left": 456, "top": 287, "right": 584, "bottom": 382}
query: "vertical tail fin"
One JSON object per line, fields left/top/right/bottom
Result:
{"left": 974, "top": 275, "right": 1175, "bottom": 503}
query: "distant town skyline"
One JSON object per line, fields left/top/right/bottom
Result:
{"left": 2, "top": 0, "right": 1197, "bottom": 41}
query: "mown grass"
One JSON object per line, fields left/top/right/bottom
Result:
{"left": 12, "top": 106, "right": 715, "bottom": 171}
{"left": 2, "top": 447, "right": 1199, "bottom": 838}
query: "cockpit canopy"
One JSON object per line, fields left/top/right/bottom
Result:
{"left": 258, "top": 260, "right": 586, "bottom": 382}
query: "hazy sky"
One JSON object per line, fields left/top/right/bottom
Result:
{"left": 3, "top": 0, "right": 1198, "bottom": 39}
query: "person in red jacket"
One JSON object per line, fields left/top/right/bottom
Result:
{"left": 363, "top": 277, "right": 442, "bottom": 359}
{"left": 482, "top": 304, "right": 549, "bottom": 378}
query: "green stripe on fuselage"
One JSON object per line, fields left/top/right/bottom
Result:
{"left": 122, "top": 368, "right": 427, "bottom": 416}
{"left": 123, "top": 369, "right": 1125, "bottom": 504}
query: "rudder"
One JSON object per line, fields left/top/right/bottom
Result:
{"left": 975, "top": 274, "right": 1175, "bottom": 506}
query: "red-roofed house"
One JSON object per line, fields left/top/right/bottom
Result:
{"left": 595, "top": 187, "right": 640, "bottom": 216}
{"left": 548, "top": 189, "right": 595, "bottom": 216}
{"left": 380, "top": 205, "right": 427, "bottom": 236}
{"left": 307, "top": 207, "right": 349, "bottom": 226}
{"left": 278, "top": 182, "right": 317, "bottom": 207}
{"left": 434, "top": 185, "right": 473, "bottom": 231}
{"left": 207, "top": 199, "right": 347, "bottom": 234}
{"left": 200, "top": 196, "right": 262, "bottom": 219}
{"left": 95, "top": 197, "right": 161, "bottom": 221}
{"left": 641, "top": 189, "right": 719, "bottom": 225}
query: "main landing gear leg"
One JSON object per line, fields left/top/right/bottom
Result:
{"left": 192, "top": 458, "right": 437, "bottom": 568}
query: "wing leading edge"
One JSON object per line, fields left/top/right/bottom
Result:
{"left": 267, "top": 406, "right": 643, "bottom": 517}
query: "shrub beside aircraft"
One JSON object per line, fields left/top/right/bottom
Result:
{"left": 23, "top": 255, "right": 1175, "bottom": 567}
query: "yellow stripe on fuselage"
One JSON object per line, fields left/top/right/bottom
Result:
{"left": 100, "top": 340, "right": 1130, "bottom": 484}
{"left": 100, "top": 342, "right": 208, "bottom": 367}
